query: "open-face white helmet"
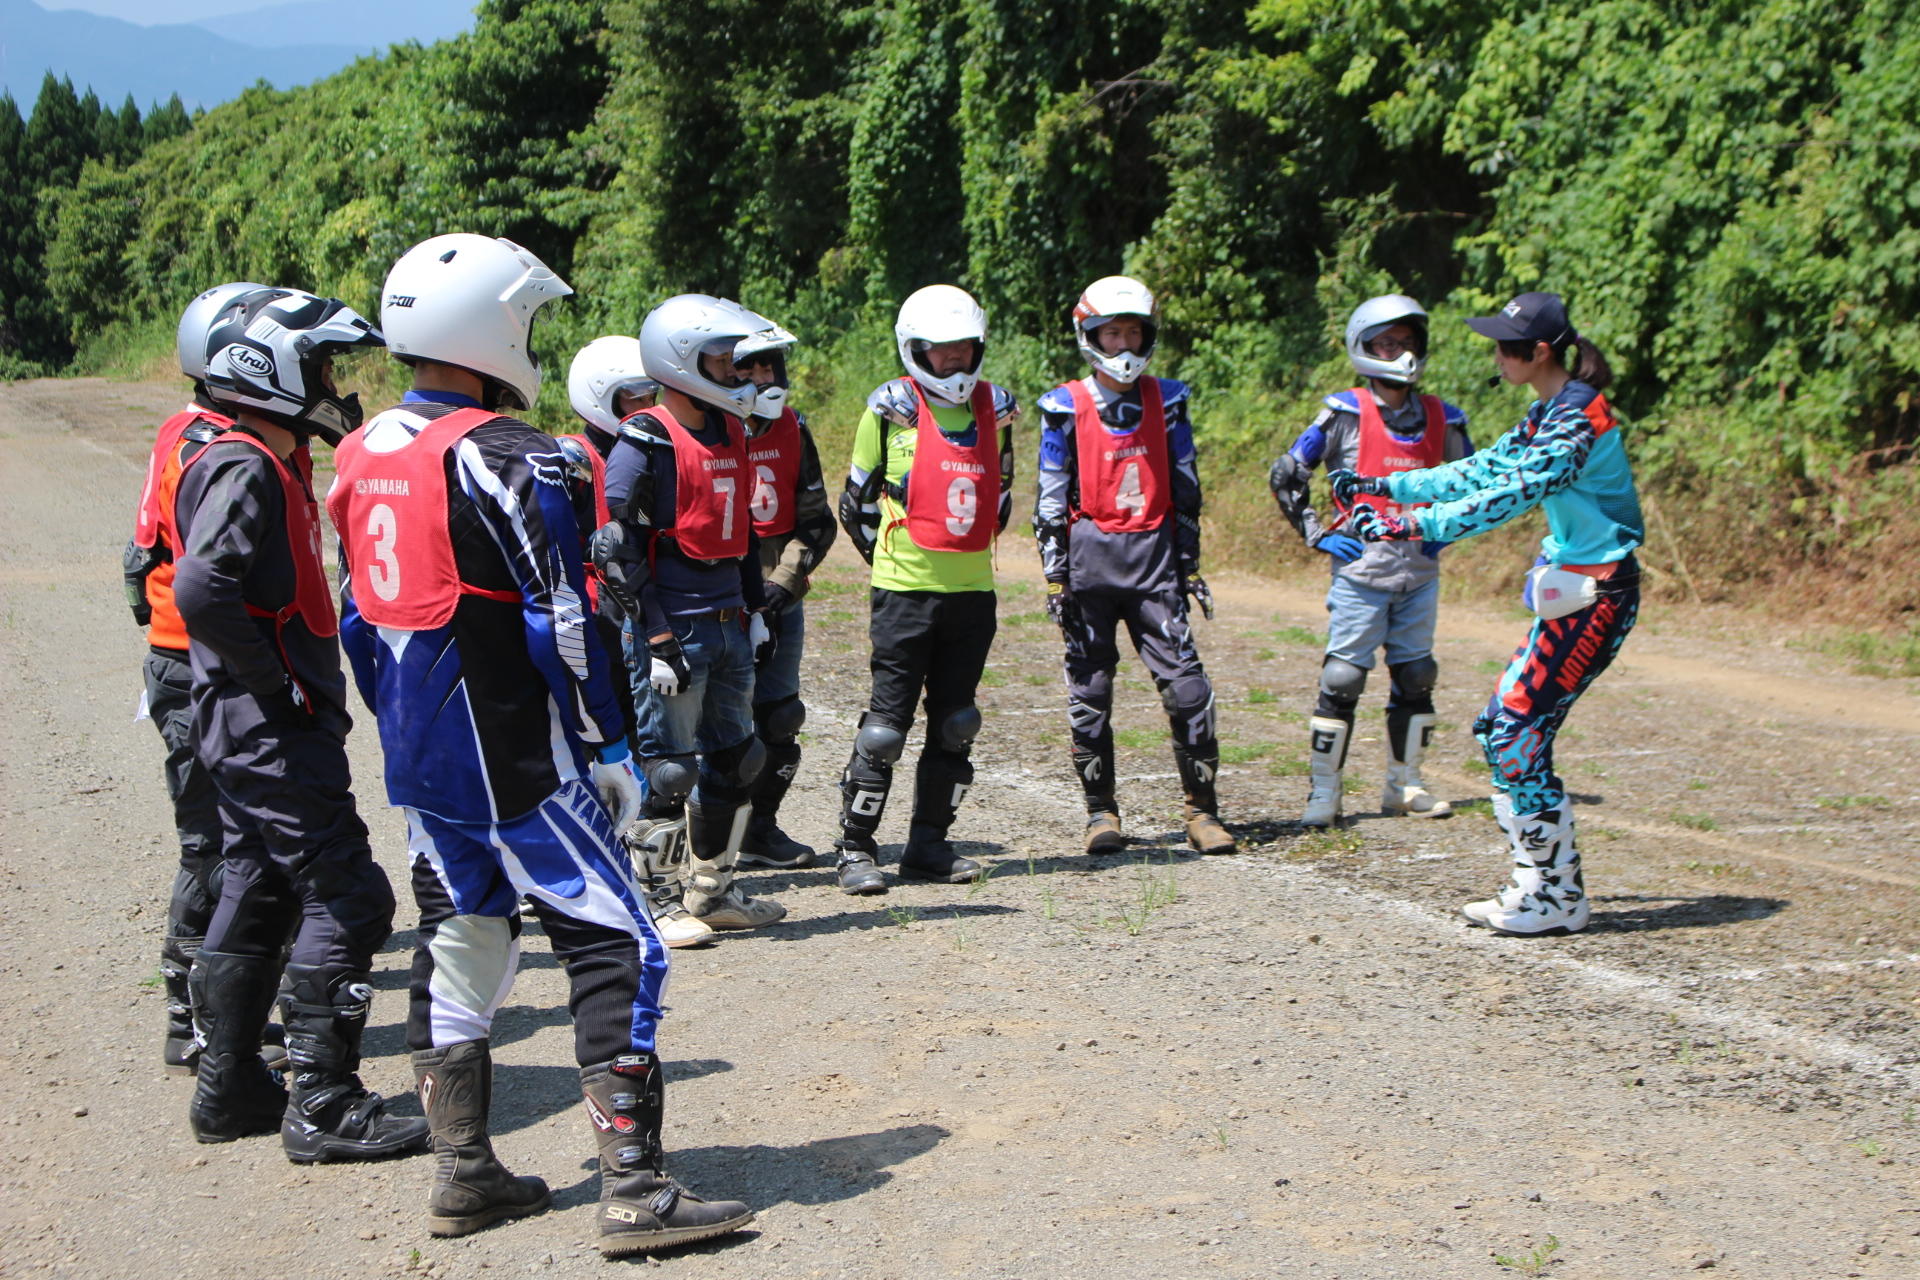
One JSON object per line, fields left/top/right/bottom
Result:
{"left": 381, "top": 234, "right": 572, "bottom": 411}
{"left": 1072, "top": 275, "right": 1159, "bottom": 385}
{"left": 733, "top": 309, "right": 797, "bottom": 419}
{"left": 895, "top": 284, "right": 986, "bottom": 405}
{"left": 567, "top": 335, "right": 658, "bottom": 436}
{"left": 178, "top": 281, "right": 267, "bottom": 383}
{"left": 1345, "top": 294, "right": 1429, "bottom": 386}
{"left": 638, "top": 294, "right": 763, "bottom": 417}
{"left": 201, "top": 288, "right": 385, "bottom": 444}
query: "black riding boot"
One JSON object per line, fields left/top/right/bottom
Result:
{"left": 187, "top": 950, "right": 287, "bottom": 1142}
{"left": 280, "top": 965, "right": 430, "bottom": 1164}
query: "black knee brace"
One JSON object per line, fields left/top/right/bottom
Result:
{"left": 642, "top": 755, "right": 696, "bottom": 818}
{"left": 841, "top": 714, "right": 907, "bottom": 838}
{"left": 753, "top": 694, "right": 806, "bottom": 747}
{"left": 697, "top": 733, "right": 766, "bottom": 806}
{"left": 1314, "top": 656, "right": 1367, "bottom": 723}
{"left": 1386, "top": 657, "right": 1438, "bottom": 715}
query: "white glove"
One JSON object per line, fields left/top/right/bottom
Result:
{"left": 646, "top": 633, "right": 689, "bottom": 697}
{"left": 590, "top": 744, "right": 644, "bottom": 833}
{"left": 748, "top": 611, "right": 775, "bottom": 666}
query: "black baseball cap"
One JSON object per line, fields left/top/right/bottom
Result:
{"left": 1464, "top": 291, "right": 1572, "bottom": 345}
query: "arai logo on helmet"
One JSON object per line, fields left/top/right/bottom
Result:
{"left": 227, "top": 344, "right": 274, "bottom": 378}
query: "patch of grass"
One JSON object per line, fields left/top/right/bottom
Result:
{"left": 884, "top": 904, "right": 919, "bottom": 928}
{"left": 1272, "top": 625, "right": 1319, "bottom": 646}
{"left": 1294, "top": 828, "right": 1364, "bottom": 856}
{"left": 1024, "top": 672, "right": 1054, "bottom": 687}
{"left": 1493, "top": 1234, "right": 1561, "bottom": 1276}
{"left": 1478, "top": 658, "right": 1508, "bottom": 673}
{"left": 1219, "top": 742, "right": 1276, "bottom": 764}
{"left": 1340, "top": 775, "right": 1366, "bottom": 795}
{"left": 816, "top": 608, "right": 855, "bottom": 625}
{"left": 1452, "top": 798, "right": 1494, "bottom": 818}
{"left": 1254, "top": 647, "right": 1278, "bottom": 661}
{"left": 966, "top": 864, "right": 998, "bottom": 898}
{"left": 1820, "top": 626, "right": 1920, "bottom": 678}
{"left": 1817, "top": 794, "right": 1890, "bottom": 810}
{"left": 1000, "top": 580, "right": 1035, "bottom": 598}
{"left": 1585, "top": 825, "right": 1624, "bottom": 842}
{"left": 1686, "top": 779, "right": 1710, "bottom": 790}
{"left": 978, "top": 668, "right": 1007, "bottom": 687}
{"left": 1267, "top": 755, "right": 1310, "bottom": 777}
{"left": 1004, "top": 610, "right": 1050, "bottom": 627}
{"left": 1670, "top": 811, "right": 1719, "bottom": 832}
{"left": 1247, "top": 687, "right": 1277, "bottom": 704}
{"left": 1115, "top": 855, "right": 1180, "bottom": 936}
{"left": 1855, "top": 1138, "right": 1886, "bottom": 1158}
{"left": 1681, "top": 859, "right": 1746, "bottom": 878}
{"left": 138, "top": 970, "right": 164, "bottom": 990}
{"left": 1114, "top": 727, "right": 1160, "bottom": 749}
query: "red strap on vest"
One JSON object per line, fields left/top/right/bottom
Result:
{"left": 180, "top": 433, "right": 338, "bottom": 639}
{"left": 902, "top": 380, "right": 1001, "bottom": 553}
{"left": 1345, "top": 390, "right": 1448, "bottom": 519}
{"left": 1066, "top": 378, "right": 1170, "bottom": 532}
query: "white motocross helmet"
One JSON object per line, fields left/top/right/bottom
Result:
{"left": 1072, "top": 275, "right": 1159, "bottom": 384}
{"left": 637, "top": 294, "right": 764, "bottom": 418}
{"left": 567, "top": 335, "right": 658, "bottom": 436}
{"left": 733, "top": 309, "right": 797, "bottom": 420}
{"left": 381, "top": 234, "right": 573, "bottom": 411}
{"left": 1345, "top": 294, "right": 1429, "bottom": 386}
{"left": 895, "top": 284, "right": 986, "bottom": 405}
{"left": 178, "top": 281, "right": 268, "bottom": 384}
{"left": 201, "top": 288, "right": 385, "bottom": 444}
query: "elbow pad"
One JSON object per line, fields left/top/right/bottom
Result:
{"left": 838, "top": 484, "right": 879, "bottom": 565}
{"left": 122, "top": 538, "right": 160, "bottom": 628}
{"left": 588, "top": 521, "right": 649, "bottom": 622}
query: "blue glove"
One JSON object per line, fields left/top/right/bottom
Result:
{"left": 1348, "top": 506, "right": 1419, "bottom": 542}
{"left": 1327, "top": 469, "right": 1389, "bottom": 506}
{"left": 1420, "top": 540, "right": 1449, "bottom": 560}
{"left": 1314, "top": 532, "right": 1366, "bottom": 562}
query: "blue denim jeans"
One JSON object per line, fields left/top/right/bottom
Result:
{"left": 1324, "top": 574, "right": 1440, "bottom": 669}
{"left": 626, "top": 611, "right": 757, "bottom": 801}
{"left": 751, "top": 599, "right": 805, "bottom": 707}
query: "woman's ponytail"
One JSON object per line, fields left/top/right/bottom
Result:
{"left": 1563, "top": 336, "right": 1613, "bottom": 391}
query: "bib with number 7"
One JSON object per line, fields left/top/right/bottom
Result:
{"left": 903, "top": 379, "right": 1001, "bottom": 553}
{"left": 640, "top": 404, "right": 751, "bottom": 562}
{"left": 1066, "top": 376, "right": 1169, "bottom": 533}
{"left": 329, "top": 406, "right": 515, "bottom": 630}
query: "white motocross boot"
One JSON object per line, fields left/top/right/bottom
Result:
{"left": 682, "top": 802, "right": 786, "bottom": 931}
{"left": 1460, "top": 798, "right": 1589, "bottom": 935}
{"left": 624, "top": 819, "right": 714, "bottom": 950}
{"left": 1383, "top": 712, "right": 1451, "bottom": 817}
{"left": 1300, "top": 716, "right": 1349, "bottom": 828}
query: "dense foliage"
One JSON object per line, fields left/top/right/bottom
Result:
{"left": 8, "top": 0, "right": 1919, "bottom": 614}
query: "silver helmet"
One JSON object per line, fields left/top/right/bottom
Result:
{"left": 1345, "top": 294, "right": 1429, "bottom": 386}
{"left": 637, "top": 294, "right": 765, "bottom": 417}
{"left": 567, "top": 335, "right": 658, "bottom": 436}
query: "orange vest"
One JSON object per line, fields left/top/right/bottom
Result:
{"left": 133, "top": 406, "right": 232, "bottom": 650}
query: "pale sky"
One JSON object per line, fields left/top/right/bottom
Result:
{"left": 37, "top": 1, "right": 249, "bottom": 21}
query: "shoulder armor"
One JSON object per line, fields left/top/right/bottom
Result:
{"left": 791, "top": 407, "right": 808, "bottom": 431}
{"left": 1036, "top": 384, "right": 1077, "bottom": 416}
{"left": 866, "top": 378, "right": 919, "bottom": 427}
{"left": 1322, "top": 390, "right": 1361, "bottom": 415}
{"left": 181, "top": 421, "right": 224, "bottom": 445}
{"left": 1153, "top": 377, "right": 1192, "bottom": 409}
{"left": 988, "top": 383, "right": 1019, "bottom": 422}
{"left": 616, "top": 413, "right": 674, "bottom": 448}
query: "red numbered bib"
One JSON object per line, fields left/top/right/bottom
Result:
{"left": 902, "top": 380, "right": 1001, "bottom": 553}
{"left": 181, "top": 431, "right": 338, "bottom": 639}
{"left": 328, "top": 407, "right": 511, "bottom": 630}
{"left": 639, "top": 405, "right": 750, "bottom": 561}
{"left": 134, "top": 405, "right": 232, "bottom": 649}
{"left": 746, "top": 408, "right": 802, "bottom": 538}
{"left": 1347, "top": 389, "right": 1448, "bottom": 519}
{"left": 1066, "top": 377, "right": 1170, "bottom": 533}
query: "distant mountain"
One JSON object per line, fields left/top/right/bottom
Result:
{"left": 0, "top": 0, "right": 473, "bottom": 113}
{"left": 191, "top": 0, "right": 476, "bottom": 52}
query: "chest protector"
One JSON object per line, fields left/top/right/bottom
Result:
{"left": 329, "top": 407, "right": 518, "bottom": 631}
{"left": 1347, "top": 389, "right": 1448, "bottom": 518}
{"left": 180, "top": 431, "right": 338, "bottom": 639}
{"left": 746, "top": 408, "right": 803, "bottom": 538}
{"left": 903, "top": 380, "right": 1001, "bottom": 553}
{"left": 1066, "top": 377, "right": 1170, "bottom": 533}
{"left": 638, "top": 405, "right": 750, "bottom": 561}
{"left": 135, "top": 406, "right": 232, "bottom": 649}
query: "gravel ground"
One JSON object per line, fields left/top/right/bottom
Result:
{"left": 2, "top": 377, "right": 1917, "bottom": 1280}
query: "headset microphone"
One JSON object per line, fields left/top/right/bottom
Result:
{"left": 1487, "top": 374, "right": 1503, "bottom": 387}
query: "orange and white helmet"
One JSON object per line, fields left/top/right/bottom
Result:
{"left": 1072, "top": 275, "right": 1159, "bottom": 384}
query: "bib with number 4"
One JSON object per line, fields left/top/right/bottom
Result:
{"left": 1066, "top": 376, "right": 1169, "bottom": 532}
{"left": 902, "top": 379, "right": 1001, "bottom": 553}
{"left": 329, "top": 406, "right": 516, "bottom": 630}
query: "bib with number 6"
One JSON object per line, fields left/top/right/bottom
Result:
{"left": 746, "top": 407, "right": 803, "bottom": 538}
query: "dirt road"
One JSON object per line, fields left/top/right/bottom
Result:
{"left": 2, "top": 377, "right": 1916, "bottom": 1279}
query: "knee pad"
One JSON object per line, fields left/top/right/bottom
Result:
{"left": 854, "top": 715, "right": 908, "bottom": 765}
{"left": 929, "top": 704, "right": 982, "bottom": 753}
{"left": 301, "top": 851, "right": 396, "bottom": 959}
{"left": 1388, "top": 657, "right": 1439, "bottom": 708}
{"left": 642, "top": 756, "right": 696, "bottom": 805}
{"left": 1315, "top": 656, "right": 1367, "bottom": 719}
{"left": 754, "top": 694, "right": 806, "bottom": 745}
{"left": 707, "top": 733, "right": 767, "bottom": 789}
